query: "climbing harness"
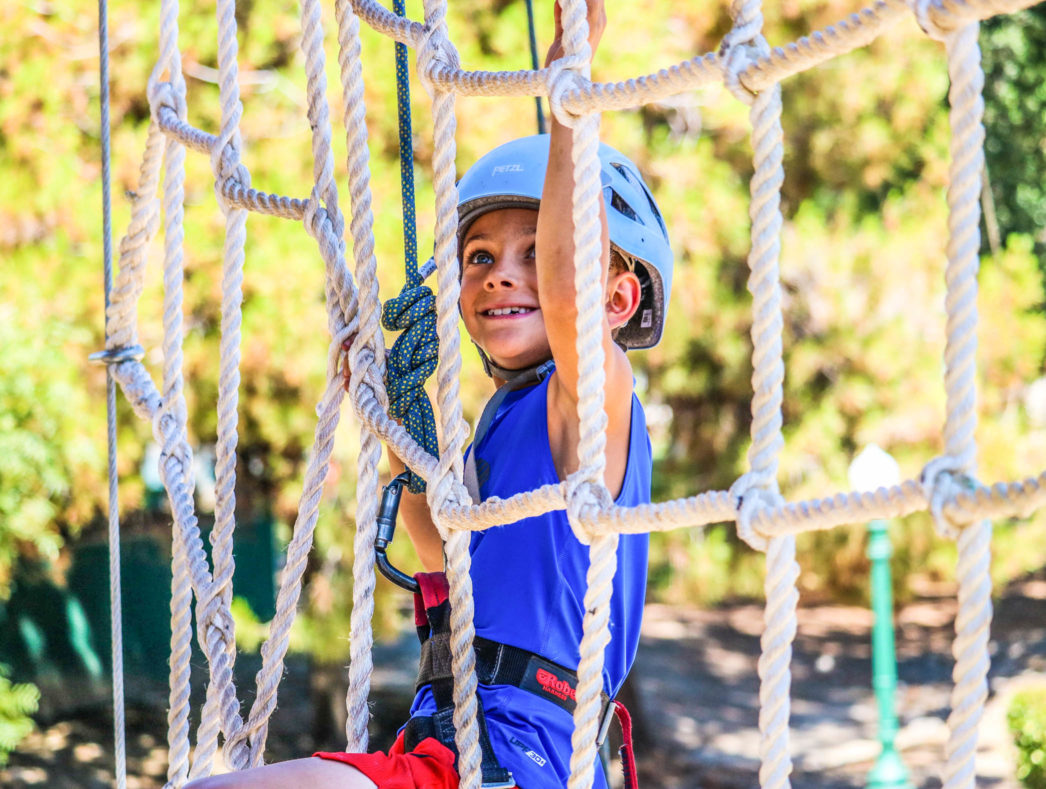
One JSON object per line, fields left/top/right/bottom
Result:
{"left": 408, "top": 572, "right": 516, "bottom": 788}
{"left": 374, "top": 470, "right": 638, "bottom": 789}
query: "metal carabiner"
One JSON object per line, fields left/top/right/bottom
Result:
{"left": 374, "top": 471, "right": 420, "bottom": 593}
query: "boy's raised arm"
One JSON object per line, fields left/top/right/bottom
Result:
{"left": 536, "top": 0, "right": 638, "bottom": 492}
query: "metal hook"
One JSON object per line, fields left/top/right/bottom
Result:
{"left": 374, "top": 471, "right": 420, "bottom": 593}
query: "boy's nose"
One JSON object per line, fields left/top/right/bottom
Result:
{"left": 484, "top": 258, "right": 521, "bottom": 289}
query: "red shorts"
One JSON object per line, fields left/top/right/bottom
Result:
{"left": 314, "top": 733, "right": 459, "bottom": 789}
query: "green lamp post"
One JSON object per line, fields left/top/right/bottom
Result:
{"left": 849, "top": 445, "right": 913, "bottom": 789}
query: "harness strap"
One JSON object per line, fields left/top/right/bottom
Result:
{"left": 412, "top": 572, "right": 515, "bottom": 788}
{"left": 417, "top": 636, "right": 610, "bottom": 717}
{"left": 612, "top": 700, "right": 639, "bottom": 789}
{"left": 463, "top": 359, "right": 555, "bottom": 501}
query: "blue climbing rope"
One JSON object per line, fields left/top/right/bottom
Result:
{"left": 380, "top": 0, "right": 549, "bottom": 493}
{"left": 392, "top": 0, "right": 418, "bottom": 279}
{"left": 524, "top": 0, "right": 547, "bottom": 134}
{"left": 381, "top": 0, "right": 438, "bottom": 494}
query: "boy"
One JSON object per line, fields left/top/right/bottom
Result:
{"left": 188, "top": 0, "right": 671, "bottom": 786}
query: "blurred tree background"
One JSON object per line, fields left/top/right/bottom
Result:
{"left": 1, "top": 0, "right": 1045, "bottom": 758}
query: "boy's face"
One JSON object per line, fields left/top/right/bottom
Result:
{"left": 459, "top": 207, "right": 552, "bottom": 373}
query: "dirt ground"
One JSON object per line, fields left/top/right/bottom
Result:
{"left": 4, "top": 571, "right": 1045, "bottom": 788}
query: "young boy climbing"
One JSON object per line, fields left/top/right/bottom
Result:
{"left": 186, "top": 0, "right": 671, "bottom": 786}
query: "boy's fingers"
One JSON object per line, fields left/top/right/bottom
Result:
{"left": 549, "top": 0, "right": 604, "bottom": 61}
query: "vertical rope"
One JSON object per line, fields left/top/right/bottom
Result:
{"left": 749, "top": 73, "right": 797, "bottom": 789}
{"left": 393, "top": 0, "right": 419, "bottom": 281}
{"left": 382, "top": 0, "right": 439, "bottom": 495}
{"left": 152, "top": 0, "right": 197, "bottom": 780}
{"left": 334, "top": 0, "right": 384, "bottom": 754}
{"left": 547, "top": 1, "right": 621, "bottom": 786}
{"left": 189, "top": 0, "right": 250, "bottom": 774}
{"left": 719, "top": 0, "right": 797, "bottom": 784}
{"left": 941, "top": 21, "right": 992, "bottom": 789}
{"left": 411, "top": 1, "right": 483, "bottom": 784}
{"left": 524, "top": 0, "right": 547, "bottom": 133}
{"left": 97, "top": 0, "right": 126, "bottom": 784}
{"left": 241, "top": 0, "right": 361, "bottom": 761}
{"left": 166, "top": 495, "right": 193, "bottom": 789}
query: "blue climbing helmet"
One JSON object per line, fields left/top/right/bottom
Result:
{"left": 456, "top": 134, "right": 673, "bottom": 350}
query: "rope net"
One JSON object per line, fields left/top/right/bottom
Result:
{"left": 98, "top": 0, "right": 1044, "bottom": 786}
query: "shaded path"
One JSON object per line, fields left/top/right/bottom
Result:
{"left": 632, "top": 574, "right": 1046, "bottom": 787}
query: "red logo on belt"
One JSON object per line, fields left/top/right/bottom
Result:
{"left": 535, "top": 668, "right": 576, "bottom": 702}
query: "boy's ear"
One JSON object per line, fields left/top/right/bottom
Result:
{"left": 605, "top": 270, "right": 642, "bottom": 332}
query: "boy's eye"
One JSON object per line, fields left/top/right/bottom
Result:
{"left": 467, "top": 250, "right": 495, "bottom": 266}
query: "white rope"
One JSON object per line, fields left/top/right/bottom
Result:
{"left": 97, "top": 0, "right": 1046, "bottom": 784}
{"left": 939, "top": 21, "right": 992, "bottom": 789}
{"left": 187, "top": 0, "right": 249, "bottom": 775}
{"left": 333, "top": 0, "right": 384, "bottom": 753}
{"left": 720, "top": 0, "right": 799, "bottom": 783}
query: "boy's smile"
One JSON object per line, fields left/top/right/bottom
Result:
{"left": 459, "top": 207, "right": 552, "bottom": 374}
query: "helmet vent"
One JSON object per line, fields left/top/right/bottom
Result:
{"left": 639, "top": 182, "right": 667, "bottom": 239}
{"left": 612, "top": 161, "right": 667, "bottom": 240}
{"left": 608, "top": 188, "right": 642, "bottom": 225}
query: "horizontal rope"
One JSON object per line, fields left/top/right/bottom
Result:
{"left": 351, "top": 352, "right": 1045, "bottom": 538}
{"left": 349, "top": 0, "right": 1041, "bottom": 115}
{"left": 156, "top": 107, "right": 311, "bottom": 219}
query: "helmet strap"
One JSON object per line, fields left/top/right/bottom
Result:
{"left": 472, "top": 340, "right": 553, "bottom": 385}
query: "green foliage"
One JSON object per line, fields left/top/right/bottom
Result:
{"left": 981, "top": 6, "right": 1046, "bottom": 264}
{"left": 1, "top": 0, "right": 1045, "bottom": 649}
{"left": 1009, "top": 686, "right": 1046, "bottom": 788}
{"left": 0, "top": 665, "right": 39, "bottom": 766}
{"left": 0, "top": 313, "right": 102, "bottom": 598}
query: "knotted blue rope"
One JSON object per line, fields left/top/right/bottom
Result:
{"left": 382, "top": 274, "right": 438, "bottom": 493}
{"left": 382, "top": 0, "right": 438, "bottom": 494}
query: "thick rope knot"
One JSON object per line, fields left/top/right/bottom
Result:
{"left": 216, "top": 161, "right": 251, "bottom": 214}
{"left": 147, "top": 80, "right": 185, "bottom": 119}
{"left": 201, "top": 609, "right": 235, "bottom": 654}
{"left": 303, "top": 191, "right": 331, "bottom": 241}
{"left": 157, "top": 440, "right": 194, "bottom": 501}
{"left": 221, "top": 731, "right": 252, "bottom": 775}
{"left": 909, "top": 0, "right": 955, "bottom": 42}
{"left": 432, "top": 480, "right": 472, "bottom": 539}
{"left": 564, "top": 474, "right": 613, "bottom": 545}
{"left": 546, "top": 54, "right": 590, "bottom": 128}
{"left": 718, "top": 23, "right": 770, "bottom": 105}
{"left": 381, "top": 283, "right": 439, "bottom": 493}
{"left": 921, "top": 455, "right": 978, "bottom": 538}
{"left": 416, "top": 25, "right": 460, "bottom": 97}
{"left": 152, "top": 407, "right": 192, "bottom": 483}
{"left": 729, "top": 472, "right": 783, "bottom": 552}
{"left": 345, "top": 342, "right": 387, "bottom": 415}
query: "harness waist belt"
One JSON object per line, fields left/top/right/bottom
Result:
{"left": 416, "top": 635, "right": 611, "bottom": 716}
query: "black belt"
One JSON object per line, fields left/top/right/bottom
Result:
{"left": 417, "top": 635, "right": 611, "bottom": 717}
